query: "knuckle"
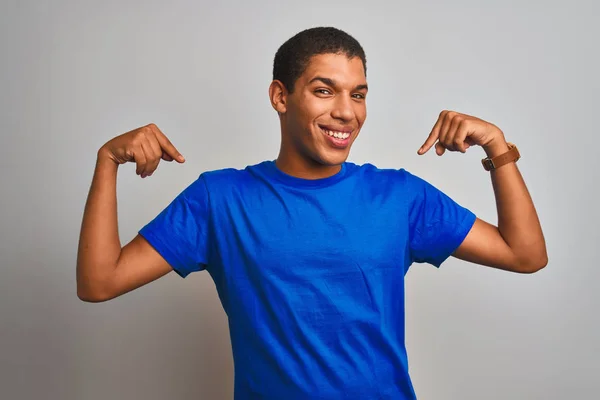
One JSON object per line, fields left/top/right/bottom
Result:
{"left": 135, "top": 148, "right": 145, "bottom": 159}
{"left": 134, "top": 131, "right": 146, "bottom": 141}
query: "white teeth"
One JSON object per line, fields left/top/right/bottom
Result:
{"left": 323, "top": 129, "right": 350, "bottom": 140}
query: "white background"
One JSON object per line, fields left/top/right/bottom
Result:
{"left": 1, "top": 0, "right": 598, "bottom": 399}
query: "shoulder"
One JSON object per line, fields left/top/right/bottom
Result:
{"left": 349, "top": 162, "right": 448, "bottom": 206}
{"left": 348, "top": 162, "right": 422, "bottom": 187}
{"left": 199, "top": 162, "right": 264, "bottom": 186}
{"left": 194, "top": 161, "right": 273, "bottom": 201}
{"left": 168, "top": 166, "right": 247, "bottom": 202}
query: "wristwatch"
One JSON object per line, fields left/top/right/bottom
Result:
{"left": 481, "top": 142, "right": 520, "bottom": 171}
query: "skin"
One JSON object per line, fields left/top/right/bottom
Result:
{"left": 76, "top": 125, "right": 182, "bottom": 302}
{"left": 76, "top": 52, "right": 546, "bottom": 303}
{"left": 269, "top": 53, "right": 368, "bottom": 179}
{"left": 419, "top": 111, "right": 548, "bottom": 273}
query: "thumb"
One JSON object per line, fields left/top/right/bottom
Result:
{"left": 161, "top": 152, "right": 174, "bottom": 162}
{"left": 435, "top": 142, "right": 446, "bottom": 156}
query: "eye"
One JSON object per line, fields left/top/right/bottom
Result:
{"left": 315, "top": 88, "right": 332, "bottom": 95}
{"left": 352, "top": 93, "right": 366, "bottom": 100}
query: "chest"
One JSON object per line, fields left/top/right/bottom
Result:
{"left": 211, "top": 188, "right": 410, "bottom": 279}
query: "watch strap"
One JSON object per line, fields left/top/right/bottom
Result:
{"left": 481, "top": 142, "right": 520, "bottom": 171}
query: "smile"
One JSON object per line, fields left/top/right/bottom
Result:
{"left": 319, "top": 125, "right": 353, "bottom": 148}
{"left": 322, "top": 129, "right": 350, "bottom": 139}
{"left": 319, "top": 125, "right": 352, "bottom": 138}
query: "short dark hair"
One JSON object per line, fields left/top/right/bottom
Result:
{"left": 273, "top": 27, "right": 367, "bottom": 93}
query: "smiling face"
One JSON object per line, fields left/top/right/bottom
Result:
{"left": 270, "top": 53, "right": 368, "bottom": 178}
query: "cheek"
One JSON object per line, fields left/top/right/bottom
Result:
{"left": 298, "top": 95, "right": 328, "bottom": 121}
{"left": 355, "top": 105, "right": 367, "bottom": 126}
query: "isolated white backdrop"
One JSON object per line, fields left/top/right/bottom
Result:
{"left": 1, "top": 1, "right": 598, "bottom": 399}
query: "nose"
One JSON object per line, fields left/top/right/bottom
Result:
{"left": 330, "top": 94, "right": 354, "bottom": 122}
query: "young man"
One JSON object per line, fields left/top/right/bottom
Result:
{"left": 77, "top": 27, "right": 547, "bottom": 399}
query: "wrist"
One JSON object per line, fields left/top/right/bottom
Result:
{"left": 483, "top": 133, "right": 509, "bottom": 158}
{"left": 96, "top": 147, "right": 119, "bottom": 169}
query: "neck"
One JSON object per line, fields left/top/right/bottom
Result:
{"left": 276, "top": 147, "right": 342, "bottom": 180}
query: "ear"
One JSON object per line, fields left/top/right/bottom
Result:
{"left": 269, "top": 80, "right": 288, "bottom": 114}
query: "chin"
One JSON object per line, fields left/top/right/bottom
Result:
{"left": 314, "top": 149, "right": 351, "bottom": 166}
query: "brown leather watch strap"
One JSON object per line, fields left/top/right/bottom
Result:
{"left": 481, "top": 142, "right": 520, "bottom": 171}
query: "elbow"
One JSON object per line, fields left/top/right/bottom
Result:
{"left": 518, "top": 253, "right": 548, "bottom": 274}
{"left": 76, "top": 274, "right": 114, "bottom": 303}
{"left": 77, "top": 287, "right": 110, "bottom": 303}
{"left": 76, "top": 258, "right": 119, "bottom": 302}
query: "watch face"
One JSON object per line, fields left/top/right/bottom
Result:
{"left": 482, "top": 158, "right": 494, "bottom": 171}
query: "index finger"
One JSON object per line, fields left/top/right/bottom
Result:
{"left": 418, "top": 115, "right": 443, "bottom": 155}
{"left": 150, "top": 124, "right": 185, "bottom": 163}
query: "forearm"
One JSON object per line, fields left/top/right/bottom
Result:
{"left": 484, "top": 136, "right": 547, "bottom": 269}
{"left": 76, "top": 148, "right": 122, "bottom": 299}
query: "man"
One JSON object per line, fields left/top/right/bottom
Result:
{"left": 77, "top": 27, "right": 547, "bottom": 399}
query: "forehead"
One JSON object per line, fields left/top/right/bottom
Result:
{"left": 299, "top": 53, "right": 366, "bottom": 86}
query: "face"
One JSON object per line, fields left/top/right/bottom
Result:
{"left": 270, "top": 53, "right": 368, "bottom": 176}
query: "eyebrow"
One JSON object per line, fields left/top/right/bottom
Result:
{"left": 309, "top": 76, "right": 368, "bottom": 91}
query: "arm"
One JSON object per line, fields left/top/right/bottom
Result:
{"left": 419, "top": 110, "right": 547, "bottom": 273}
{"left": 76, "top": 124, "right": 185, "bottom": 302}
{"left": 453, "top": 138, "right": 547, "bottom": 273}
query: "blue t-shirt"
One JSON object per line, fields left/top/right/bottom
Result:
{"left": 139, "top": 160, "right": 476, "bottom": 399}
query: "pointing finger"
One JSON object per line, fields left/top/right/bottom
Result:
{"left": 418, "top": 114, "right": 445, "bottom": 155}
{"left": 150, "top": 125, "right": 185, "bottom": 163}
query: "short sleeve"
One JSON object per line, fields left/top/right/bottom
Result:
{"left": 404, "top": 170, "right": 477, "bottom": 267}
{"left": 139, "top": 175, "right": 211, "bottom": 278}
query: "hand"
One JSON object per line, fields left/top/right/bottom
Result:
{"left": 417, "top": 110, "right": 506, "bottom": 157}
{"left": 98, "top": 123, "right": 185, "bottom": 178}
